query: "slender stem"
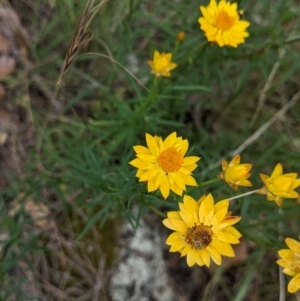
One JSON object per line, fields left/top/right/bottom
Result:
{"left": 134, "top": 77, "right": 158, "bottom": 120}
{"left": 228, "top": 189, "right": 259, "bottom": 201}
{"left": 279, "top": 265, "right": 285, "bottom": 301}
{"left": 198, "top": 178, "right": 222, "bottom": 187}
{"left": 180, "top": 41, "right": 208, "bottom": 63}
{"left": 149, "top": 205, "right": 166, "bottom": 218}
{"left": 278, "top": 208, "right": 286, "bottom": 301}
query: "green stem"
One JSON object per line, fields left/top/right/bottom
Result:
{"left": 149, "top": 205, "right": 166, "bottom": 218}
{"left": 180, "top": 40, "right": 208, "bottom": 63}
{"left": 134, "top": 77, "right": 158, "bottom": 120}
{"left": 198, "top": 178, "right": 221, "bottom": 187}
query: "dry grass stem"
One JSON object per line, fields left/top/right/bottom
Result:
{"left": 251, "top": 47, "right": 287, "bottom": 126}
{"left": 75, "top": 52, "right": 150, "bottom": 92}
{"left": 57, "top": 0, "right": 109, "bottom": 85}
{"left": 206, "top": 89, "right": 300, "bottom": 171}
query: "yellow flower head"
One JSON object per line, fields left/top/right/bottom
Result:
{"left": 257, "top": 163, "right": 300, "bottom": 207}
{"left": 129, "top": 132, "right": 200, "bottom": 199}
{"left": 218, "top": 154, "right": 252, "bottom": 190}
{"left": 163, "top": 194, "right": 242, "bottom": 267}
{"left": 277, "top": 237, "right": 300, "bottom": 293}
{"left": 198, "top": 0, "right": 250, "bottom": 47}
{"left": 147, "top": 50, "right": 178, "bottom": 77}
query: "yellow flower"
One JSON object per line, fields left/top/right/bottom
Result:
{"left": 147, "top": 51, "right": 177, "bottom": 77}
{"left": 129, "top": 132, "right": 200, "bottom": 199}
{"left": 277, "top": 237, "right": 300, "bottom": 293}
{"left": 163, "top": 194, "right": 242, "bottom": 267}
{"left": 217, "top": 154, "right": 252, "bottom": 190}
{"left": 257, "top": 163, "right": 300, "bottom": 207}
{"left": 198, "top": 0, "right": 250, "bottom": 47}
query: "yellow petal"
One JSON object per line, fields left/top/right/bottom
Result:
{"left": 133, "top": 145, "right": 151, "bottom": 155}
{"left": 129, "top": 158, "right": 149, "bottom": 169}
{"left": 160, "top": 175, "right": 170, "bottom": 199}
{"left": 197, "top": 254, "right": 205, "bottom": 266}
{"left": 203, "top": 209, "right": 215, "bottom": 226}
{"left": 207, "top": 245, "right": 222, "bottom": 265}
{"left": 136, "top": 153, "right": 156, "bottom": 162}
{"left": 162, "top": 218, "right": 176, "bottom": 230}
{"left": 287, "top": 273, "right": 300, "bottom": 293}
{"left": 170, "top": 182, "right": 184, "bottom": 196}
{"left": 199, "top": 194, "right": 214, "bottom": 223}
{"left": 282, "top": 268, "right": 297, "bottom": 277}
{"left": 179, "top": 139, "right": 189, "bottom": 156}
{"left": 168, "top": 218, "right": 187, "bottom": 233}
{"left": 211, "top": 240, "right": 235, "bottom": 257}
{"left": 200, "top": 249, "right": 211, "bottom": 267}
{"left": 146, "top": 133, "right": 160, "bottom": 156}
{"left": 155, "top": 172, "right": 166, "bottom": 188}
{"left": 276, "top": 259, "right": 295, "bottom": 269}
{"left": 211, "top": 216, "right": 241, "bottom": 232}
{"left": 181, "top": 244, "right": 192, "bottom": 257}
{"left": 213, "top": 232, "right": 240, "bottom": 244}
{"left": 285, "top": 238, "right": 300, "bottom": 254}
{"left": 183, "top": 195, "right": 199, "bottom": 211}
{"left": 140, "top": 169, "right": 159, "bottom": 182}
{"left": 179, "top": 211, "right": 196, "bottom": 228}
{"left": 211, "top": 201, "right": 229, "bottom": 224}
{"left": 147, "top": 176, "right": 157, "bottom": 192}
{"left": 166, "top": 232, "right": 180, "bottom": 245}
{"left": 222, "top": 226, "right": 242, "bottom": 239}
{"left": 169, "top": 172, "right": 186, "bottom": 190}
{"left": 259, "top": 173, "right": 269, "bottom": 187}
{"left": 163, "top": 132, "right": 177, "bottom": 149}
{"left": 229, "top": 154, "right": 241, "bottom": 165}
{"left": 136, "top": 169, "right": 145, "bottom": 178}
{"left": 278, "top": 249, "right": 294, "bottom": 259}
{"left": 186, "top": 248, "right": 198, "bottom": 267}
{"left": 178, "top": 173, "right": 198, "bottom": 186}
{"left": 167, "top": 211, "right": 181, "bottom": 219}
{"left": 182, "top": 156, "right": 201, "bottom": 166}
{"left": 271, "top": 163, "right": 283, "bottom": 178}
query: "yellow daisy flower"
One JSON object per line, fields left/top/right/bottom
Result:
{"left": 163, "top": 194, "right": 242, "bottom": 267}
{"left": 147, "top": 50, "right": 178, "bottom": 77}
{"left": 198, "top": 0, "right": 250, "bottom": 47}
{"left": 217, "top": 154, "right": 252, "bottom": 190}
{"left": 257, "top": 163, "right": 300, "bottom": 207}
{"left": 129, "top": 132, "right": 200, "bottom": 199}
{"left": 277, "top": 237, "right": 300, "bottom": 293}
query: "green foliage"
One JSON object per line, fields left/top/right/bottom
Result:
{"left": 1, "top": 0, "right": 300, "bottom": 299}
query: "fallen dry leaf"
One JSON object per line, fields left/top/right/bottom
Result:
{"left": 24, "top": 200, "right": 56, "bottom": 230}
{"left": 0, "top": 34, "right": 10, "bottom": 53}
{"left": 0, "top": 4, "right": 30, "bottom": 81}
{"left": 0, "top": 5, "right": 30, "bottom": 59}
{"left": 0, "top": 50, "right": 16, "bottom": 80}
{"left": 9, "top": 198, "right": 56, "bottom": 231}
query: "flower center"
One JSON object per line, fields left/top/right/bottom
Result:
{"left": 185, "top": 225, "right": 213, "bottom": 250}
{"left": 157, "top": 147, "right": 184, "bottom": 173}
{"left": 216, "top": 11, "right": 235, "bottom": 30}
